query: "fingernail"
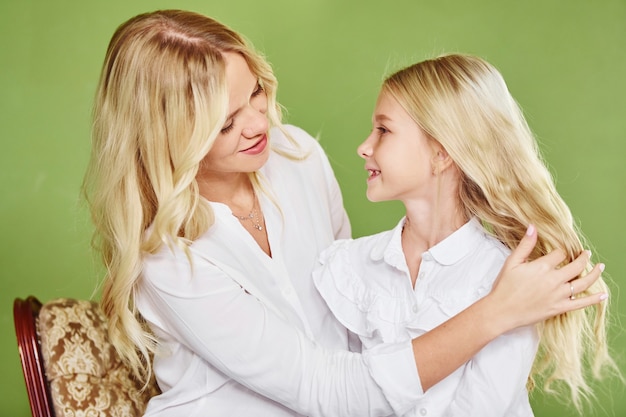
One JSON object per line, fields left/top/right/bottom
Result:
{"left": 599, "top": 293, "right": 609, "bottom": 301}
{"left": 526, "top": 224, "right": 535, "bottom": 236}
{"left": 599, "top": 263, "right": 605, "bottom": 272}
{"left": 585, "top": 250, "right": 592, "bottom": 258}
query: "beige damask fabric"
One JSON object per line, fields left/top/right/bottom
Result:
{"left": 38, "top": 298, "right": 159, "bottom": 417}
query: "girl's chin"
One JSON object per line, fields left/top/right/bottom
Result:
{"left": 365, "top": 191, "right": 384, "bottom": 203}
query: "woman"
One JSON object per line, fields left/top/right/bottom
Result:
{"left": 82, "top": 10, "right": 606, "bottom": 417}
{"left": 313, "top": 54, "right": 616, "bottom": 416}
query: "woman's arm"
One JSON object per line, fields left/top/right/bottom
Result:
{"left": 139, "top": 248, "right": 419, "bottom": 417}
{"left": 411, "top": 224, "right": 605, "bottom": 391}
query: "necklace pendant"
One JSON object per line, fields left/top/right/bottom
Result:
{"left": 231, "top": 195, "right": 264, "bottom": 232}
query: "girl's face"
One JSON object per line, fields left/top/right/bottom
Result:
{"left": 198, "top": 52, "right": 270, "bottom": 178}
{"left": 358, "top": 90, "right": 443, "bottom": 204}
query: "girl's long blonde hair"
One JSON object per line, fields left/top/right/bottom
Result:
{"left": 82, "top": 10, "right": 288, "bottom": 385}
{"left": 384, "top": 53, "right": 617, "bottom": 411}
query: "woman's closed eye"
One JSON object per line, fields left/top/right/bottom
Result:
{"left": 220, "top": 83, "right": 264, "bottom": 134}
{"left": 221, "top": 120, "right": 234, "bottom": 134}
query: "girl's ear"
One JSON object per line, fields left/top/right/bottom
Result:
{"left": 431, "top": 144, "right": 454, "bottom": 175}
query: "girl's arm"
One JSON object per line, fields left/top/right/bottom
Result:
{"left": 411, "top": 225, "right": 605, "bottom": 391}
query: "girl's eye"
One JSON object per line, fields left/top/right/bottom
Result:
{"left": 221, "top": 120, "right": 234, "bottom": 134}
{"left": 251, "top": 83, "right": 264, "bottom": 97}
{"left": 376, "top": 126, "right": 389, "bottom": 135}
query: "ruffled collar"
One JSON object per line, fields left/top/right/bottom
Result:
{"left": 369, "top": 217, "right": 487, "bottom": 268}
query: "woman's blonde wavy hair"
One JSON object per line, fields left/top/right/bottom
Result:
{"left": 383, "top": 53, "right": 617, "bottom": 412}
{"left": 82, "top": 9, "right": 293, "bottom": 385}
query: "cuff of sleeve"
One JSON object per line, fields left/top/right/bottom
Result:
{"left": 362, "top": 341, "right": 424, "bottom": 416}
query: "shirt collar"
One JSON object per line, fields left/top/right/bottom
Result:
{"left": 370, "top": 217, "right": 486, "bottom": 267}
{"left": 427, "top": 217, "right": 485, "bottom": 266}
{"left": 370, "top": 217, "right": 407, "bottom": 268}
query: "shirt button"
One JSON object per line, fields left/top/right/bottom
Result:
{"left": 283, "top": 287, "right": 293, "bottom": 296}
{"left": 412, "top": 305, "right": 418, "bottom": 313}
{"left": 419, "top": 408, "right": 427, "bottom": 416}
{"left": 418, "top": 272, "right": 425, "bottom": 280}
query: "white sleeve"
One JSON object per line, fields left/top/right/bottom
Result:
{"left": 141, "top": 248, "right": 422, "bottom": 417}
{"left": 442, "top": 325, "right": 539, "bottom": 417}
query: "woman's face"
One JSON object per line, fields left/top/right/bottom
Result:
{"left": 357, "top": 90, "right": 443, "bottom": 204}
{"left": 198, "top": 52, "right": 270, "bottom": 178}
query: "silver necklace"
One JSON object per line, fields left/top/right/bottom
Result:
{"left": 232, "top": 195, "right": 264, "bottom": 231}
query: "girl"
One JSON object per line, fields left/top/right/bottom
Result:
{"left": 313, "top": 54, "right": 615, "bottom": 416}
{"left": 83, "top": 10, "right": 606, "bottom": 417}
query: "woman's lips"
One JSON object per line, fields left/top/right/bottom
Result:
{"left": 241, "top": 134, "right": 268, "bottom": 155}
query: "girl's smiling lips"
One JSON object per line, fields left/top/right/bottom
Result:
{"left": 366, "top": 166, "right": 381, "bottom": 182}
{"left": 241, "top": 134, "right": 268, "bottom": 155}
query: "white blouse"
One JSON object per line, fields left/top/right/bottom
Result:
{"left": 313, "top": 218, "right": 539, "bottom": 417}
{"left": 136, "top": 125, "right": 423, "bottom": 417}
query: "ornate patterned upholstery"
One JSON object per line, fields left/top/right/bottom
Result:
{"left": 36, "top": 298, "right": 159, "bottom": 417}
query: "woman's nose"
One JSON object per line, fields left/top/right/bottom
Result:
{"left": 242, "top": 107, "right": 269, "bottom": 138}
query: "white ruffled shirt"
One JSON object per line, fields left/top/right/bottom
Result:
{"left": 313, "top": 218, "right": 539, "bottom": 417}
{"left": 137, "top": 125, "right": 423, "bottom": 417}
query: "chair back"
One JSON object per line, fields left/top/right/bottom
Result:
{"left": 14, "top": 296, "right": 54, "bottom": 417}
{"left": 14, "top": 296, "right": 159, "bottom": 417}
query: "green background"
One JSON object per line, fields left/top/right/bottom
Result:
{"left": 2, "top": 0, "right": 624, "bottom": 415}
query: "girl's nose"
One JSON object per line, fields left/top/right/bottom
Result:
{"left": 357, "top": 135, "right": 374, "bottom": 159}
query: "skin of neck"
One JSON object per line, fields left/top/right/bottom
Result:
{"left": 403, "top": 169, "right": 465, "bottom": 249}
{"left": 197, "top": 171, "right": 255, "bottom": 213}
{"left": 401, "top": 167, "right": 466, "bottom": 283}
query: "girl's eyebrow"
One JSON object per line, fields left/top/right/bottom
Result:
{"left": 373, "top": 114, "right": 392, "bottom": 123}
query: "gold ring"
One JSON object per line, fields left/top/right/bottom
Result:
{"left": 569, "top": 282, "right": 575, "bottom": 300}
